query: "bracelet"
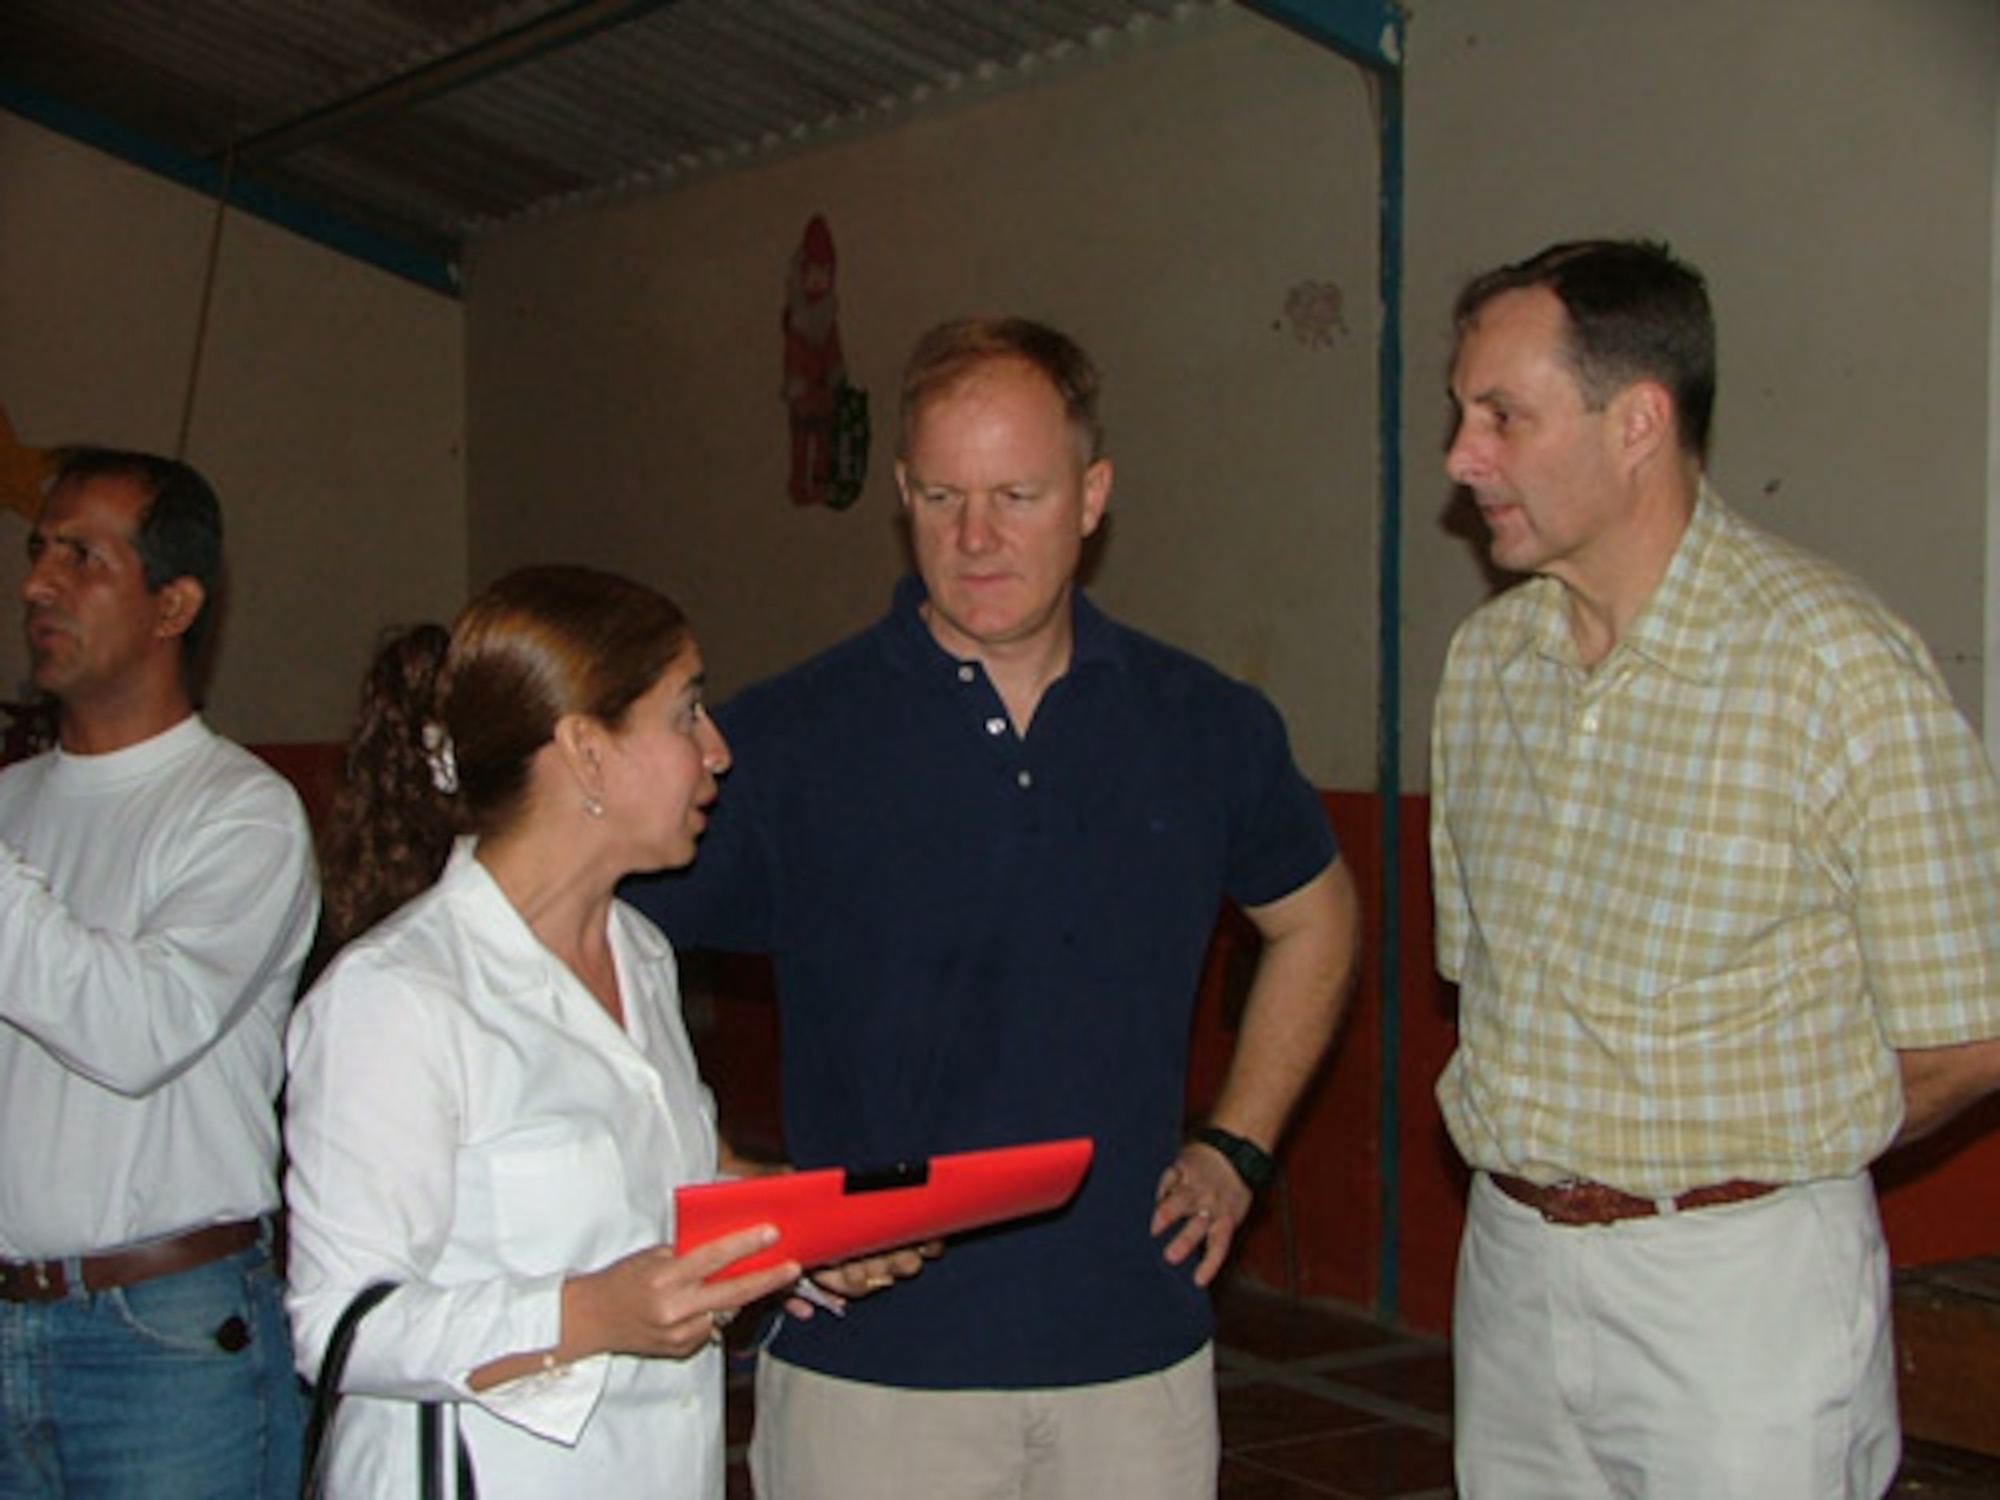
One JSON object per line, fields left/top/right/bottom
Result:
{"left": 1195, "top": 1125, "right": 1277, "bottom": 1192}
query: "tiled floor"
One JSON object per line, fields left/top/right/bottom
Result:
{"left": 1210, "top": 1278, "right": 1453, "bottom": 1498}
{"left": 722, "top": 1274, "right": 2000, "bottom": 1497}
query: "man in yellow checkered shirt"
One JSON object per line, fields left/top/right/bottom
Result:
{"left": 1430, "top": 238, "right": 2000, "bottom": 1499}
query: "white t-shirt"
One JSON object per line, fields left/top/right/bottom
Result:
{"left": 0, "top": 714, "right": 317, "bottom": 1256}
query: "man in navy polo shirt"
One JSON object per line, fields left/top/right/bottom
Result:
{"left": 627, "top": 316, "right": 1359, "bottom": 1499}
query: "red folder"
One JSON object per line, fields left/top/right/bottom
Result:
{"left": 674, "top": 1137, "right": 1094, "bottom": 1275}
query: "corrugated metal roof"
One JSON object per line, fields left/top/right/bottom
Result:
{"left": 0, "top": 0, "right": 1236, "bottom": 292}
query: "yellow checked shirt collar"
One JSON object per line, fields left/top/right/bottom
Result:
{"left": 1500, "top": 480, "right": 1734, "bottom": 686}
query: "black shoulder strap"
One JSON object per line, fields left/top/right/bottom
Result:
{"left": 300, "top": 1281, "right": 479, "bottom": 1500}
{"left": 301, "top": 1281, "right": 398, "bottom": 1499}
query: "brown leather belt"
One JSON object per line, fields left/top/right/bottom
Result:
{"left": 1492, "top": 1173, "right": 1779, "bottom": 1227}
{"left": 0, "top": 1218, "right": 263, "bottom": 1303}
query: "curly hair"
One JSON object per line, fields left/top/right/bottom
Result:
{"left": 316, "top": 568, "right": 691, "bottom": 951}
{"left": 318, "top": 623, "right": 456, "bottom": 947}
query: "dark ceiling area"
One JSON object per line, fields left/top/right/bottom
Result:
{"left": 0, "top": 1, "right": 1240, "bottom": 293}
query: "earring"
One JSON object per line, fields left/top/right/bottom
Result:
{"left": 583, "top": 792, "right": 605, "bottom": 819}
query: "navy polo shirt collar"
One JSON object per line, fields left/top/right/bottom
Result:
{"left": 881, "top": 573, "right": 1128, "bottom": 680}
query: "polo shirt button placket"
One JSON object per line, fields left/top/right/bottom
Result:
{"left": 952, "top": 656, "right": 1036, "bottom": 795}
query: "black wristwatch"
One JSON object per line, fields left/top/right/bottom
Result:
{"left": 1195, "top": 1125, "right": 1276, "bottom": 1192}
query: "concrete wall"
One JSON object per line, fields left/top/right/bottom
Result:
{"left": 1401, "top": 0, "right": 1999, "bottom": 786}
{"left": 467, "top": 0, "right": 1999, "bottom": 796}
{"left": 466, "top": 5, "right": 1380, "bottom": 788}
{"left": 0, "top": 112, "right": 467, "bottom": 743}
{"left": 5, "top": 4, "right": 1990, "bottom": 785}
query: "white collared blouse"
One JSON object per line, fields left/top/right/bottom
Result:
{"left": 286, "top": 841, "right": 723, "bottom": 1499}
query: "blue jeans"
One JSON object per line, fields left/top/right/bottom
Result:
{"left": 0, "top": 1226, "right": 305, "bottom": 1498}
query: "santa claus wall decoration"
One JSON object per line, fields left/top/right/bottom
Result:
{"left": 781, "top": 214, "right": 868, "bottom": 509}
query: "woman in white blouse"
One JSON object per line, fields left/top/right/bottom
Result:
{"left": 286, "top": 567, "right": 907, "bottom": 1498}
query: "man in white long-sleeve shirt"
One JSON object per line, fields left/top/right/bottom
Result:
{"left": 0, "top": 448, "right": 319, "bottom": 1498}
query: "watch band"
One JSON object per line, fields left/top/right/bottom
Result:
{"left": 1195, "top": 1125, "right": 1276, "bottom": 1192}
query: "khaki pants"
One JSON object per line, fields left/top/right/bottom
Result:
{"left": 1454, "top": 1171, "right": 1899, "bottom": 1499}
{"left": 748, "top": 1343, "right": 1219, "bottom": 1499}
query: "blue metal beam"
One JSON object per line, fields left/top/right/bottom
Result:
{"left": 1242, "top": 0, "right": 1404, "bottom": 71}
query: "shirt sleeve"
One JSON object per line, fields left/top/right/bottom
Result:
{"left": 1428, "top": 630, "right": 1473, "bottom": 985}
{"left": 1834, "top": 632, "right": 2000, "bottom": 1049}
{"left": 1220, "top": 682, "right": 1336, "bottom": 909}
{"left": 0, "top": 776, "right": 316, "bottom": 1095}
{"left": 285, "top": 956, "right": 611, "bottom": 1444}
